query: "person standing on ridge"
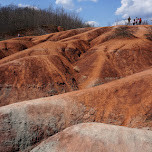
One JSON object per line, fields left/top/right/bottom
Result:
{"left": 136, "top": 17, "right": 138, "bottom": 25}
{"left": 128, "top": 16, "right": 131, "bottom": 25}
{"left": 133, "top": 19, "right": 136, "bottom": 25}
{"left": 139, "top": 18, "right": 142, "bottom": 25}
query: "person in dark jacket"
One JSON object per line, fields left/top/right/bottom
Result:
{"left": 128, "top": 16, "right": 131, "bottom": 25}
{"left": 133, "top": 19, "right": 136, "bottom": 25}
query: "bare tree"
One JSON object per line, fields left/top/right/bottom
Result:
{"left": 0, "top": 4, "right": 91, "bottom": 39}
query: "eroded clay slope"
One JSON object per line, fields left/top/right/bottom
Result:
{"left": 0, "top": 25, "right": 152, "bottom": 106}
{"left": 0, "top": 54, "right": 78, "bottom": 106}
{"left": 0, "top": 27, "right": 93, "bottom": 61}
{"left": 0, "top": 37, "right": 34, "bottom": 59}
{"left": 0, "top": 68, "right": 152, "bottom": 151}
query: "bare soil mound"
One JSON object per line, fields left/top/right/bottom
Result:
{"left": 0, "top": 37, "right": 34, "bottom": 59}
{"left": 31, "top": 123, "right": 152, "bottom": 152}
{"left": 0, "top": 25, "right": 152, "bottom": 106}
{"left": 0, "top": 68, "right": 152, "bottom": 151}
{"left": 0, "top": 26, "right": 152, "bottom": 151}
{"left": 0, "top": 55, "right": 78, "bottom": 106}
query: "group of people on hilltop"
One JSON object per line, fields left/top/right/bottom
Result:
{"left": 128, "top": 16, "right": 142, "bottom": 25}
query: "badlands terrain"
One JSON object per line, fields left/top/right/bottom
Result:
{"left": 0, "top": 25, "right": 152, "bottom": 151}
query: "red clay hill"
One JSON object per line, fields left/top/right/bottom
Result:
{"left": 0, "top": 67, "right": 152, "bottom": 151}
{"left": 0, "top": 25, "right": 152, "bottom": 151}
{"left": 0, "top": 25, "right": 152, "bottom": 106}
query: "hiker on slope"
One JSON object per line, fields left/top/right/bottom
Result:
{"left": 133, "top": 19, "right": 136, "bottom": 25}
{"left": 135, "top": 17, "right": 138, "bottom": 25}
{"left": 128, "top": 16, "right": 131, "bottom": 25}
{"left": 139, "top": 18, "right": 142, "bottom": 25}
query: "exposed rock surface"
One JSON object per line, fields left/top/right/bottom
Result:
{"left": 0, "top": 67, "right": 152, "bottom": 151}
{"left": 0, "top": 25, "right": 152, "bottom": 106}
{"left": 31, "top": 123, "right": 152, "bottom": 152}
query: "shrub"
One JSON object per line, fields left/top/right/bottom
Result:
{"left": 103, "top": 26, "right": 136, "bottom": 42}
{"left": 114, "top": 26, "right": 135, "bottom": 38}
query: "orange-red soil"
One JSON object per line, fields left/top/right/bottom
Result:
{"left": 0, "top": 25, "right": 152, "bottom": 152}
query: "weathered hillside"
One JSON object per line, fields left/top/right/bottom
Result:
{"left": 0, "top": 67, "right": 152, "bottom": 151}
{"left": 0, "top": 25, "right": 152, "bottom": 106}
{"left": 0, "top": 25, "right": 152, "bottom": 152}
